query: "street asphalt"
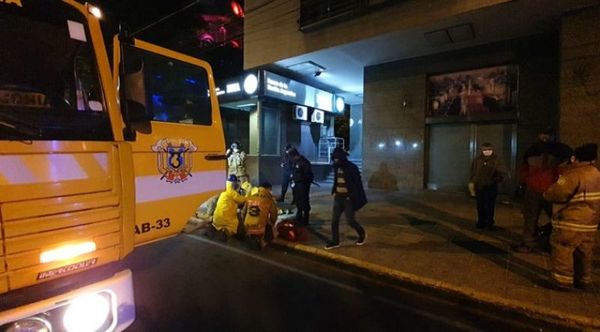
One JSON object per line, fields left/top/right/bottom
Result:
{"left": 124, "top": 232, "right": 580, "bottom": 332}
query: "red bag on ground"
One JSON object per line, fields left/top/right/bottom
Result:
{"left": 276, "top": 220, "right": 308, "bottom": 242}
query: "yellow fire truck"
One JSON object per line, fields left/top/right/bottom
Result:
{"left": 0, "top": 1, "right": 226, "bottom": 330}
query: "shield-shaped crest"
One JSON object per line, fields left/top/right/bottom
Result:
{"left": 152, "top": 138, "right": 198, "bottom": 183}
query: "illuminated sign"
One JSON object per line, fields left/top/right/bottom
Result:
{"left": 263, "top": 71, "right": 335, "bottom": 112}
{"left": 335, "top": 96, "right": 345, "bottom": 112}
{"left": 243, "top": 74, "right": 259, "bottom": 94}
{"left": 266, "top": 77, "right": 297, "bottom": 98}
{"left": 216, "top": 71, "right": 341, "bottom": 113}
{"left": 226, "top": 83, "right": 241, "bottom": 93}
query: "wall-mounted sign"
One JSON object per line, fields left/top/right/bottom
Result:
{"left": 427, "top": 65, "right": 518, "bottom": 120}
{"left": 264, "top": 71, "right": 335, "bottom": 112}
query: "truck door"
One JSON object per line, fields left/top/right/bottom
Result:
{"left": 114, "top": 39, "right": 226, "bottom": 245}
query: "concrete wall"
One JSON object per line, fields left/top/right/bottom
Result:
{"left": 244, "top": 0, "right": 510, "bottom": 68}
{"left": 363, "top": 34, "right": 559, "bottom": 191}
{"left": 560, "top": 6, "right": 600, "bottom": 147}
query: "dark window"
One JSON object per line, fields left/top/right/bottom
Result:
{"left": 123, "top": 46, "right": 212, "bottom": 126}
{"left": 0, "top": 2, "right": 111, "bottom": 141}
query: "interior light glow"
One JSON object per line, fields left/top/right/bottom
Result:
{"left": 412, "top": 143, "right": 419, "bottom": 149}
{"left": 88, "top": 6, "right": 102, "bottom": 19}
{"left": 377, "top": 142, "right": 386, "bottom": 149}
{"left": 395, "top": 140, "right": 402, "bottom": 147}
{"left": 335, "top": 96, "right": 345, "bottom": 112}
{"left": 63, "top": 293, "right": 110, "bottom": 332}
{"left": 40, "top": 242, "right": 96, "bottom": 264}
{"left": 237, "top": 103, "right": 256, "bottom": 108}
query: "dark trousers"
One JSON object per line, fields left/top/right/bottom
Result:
{"left": 475, "top": 184, "right": 498, "bottom": 227}
{"left": 293, "top": 182, "right": 311, "bottom": 225}
{"left": 331, "top": 196, "right": 365, "bottom": 244}
{"left": 522, "top": 188, "right": 553, "bottom": 247}
{"left": 280, "top": 171, "right": 292, "bottom": 198}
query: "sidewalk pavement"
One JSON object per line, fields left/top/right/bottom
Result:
{"left": 272, "top": 183, "right": 600, "bottom": 329}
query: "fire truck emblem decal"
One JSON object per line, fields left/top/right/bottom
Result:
{"left": 152, "top": 138, "right": 197, "bottom": 183}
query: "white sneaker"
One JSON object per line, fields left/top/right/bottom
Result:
{"left": 356, "top": 233, "right": 367, "bottom": 246}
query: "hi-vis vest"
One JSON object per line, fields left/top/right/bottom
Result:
{"left": 544, "top": 164, "right": 600, "bottom": 232}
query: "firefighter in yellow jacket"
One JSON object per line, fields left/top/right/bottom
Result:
{"left": 213, "top": 175, "right": 247, "bottom": 237}
{"left": 242, "top": 181, "right": 279, "bottom": 249}
{"left": 544, "top": 143, "right": 600, "bottom": 290}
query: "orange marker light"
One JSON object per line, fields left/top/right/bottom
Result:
{"left": 40, "top": 242, "right": 97, "bottom": 264}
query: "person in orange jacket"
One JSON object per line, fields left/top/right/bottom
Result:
{"left": 242, "top": 182, "right": 279, "bottom": 249}
{"left": 544, "top": 143, "right": 600, "bottom": 290}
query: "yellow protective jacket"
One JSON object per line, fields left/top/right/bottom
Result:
{"left": 242, "top": 188, "right": 278, "bottom": 235}
{"left": 544, "top": 163, "right": 600, "bottom": 232}
{"left": 213, "top": 181, "right": 247, "bottom": 234}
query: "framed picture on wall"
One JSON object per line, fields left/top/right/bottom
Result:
{"left": 427, "top": 65, "right": 518, "bottom": 119}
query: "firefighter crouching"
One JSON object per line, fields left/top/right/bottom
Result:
{"left": 242, "top": 182, "right": 279, "bottom": 250}
{"left": 212, "top": 175, "right": 247, "bottom": 239}
{"left": 543, "top": 143, "right": 600, "bottom": 290}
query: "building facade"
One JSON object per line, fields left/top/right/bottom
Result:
{"left": 216, "top": 70, "right": 346, "bottom": 184}
{"left": 244, "top": 0, "right": 600, "bottom": 193}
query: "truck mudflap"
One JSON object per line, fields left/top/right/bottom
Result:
{"left": 0, "top": 269, "right": 135, "bottom": 332}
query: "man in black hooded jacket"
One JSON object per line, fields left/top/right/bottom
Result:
{"left": 325, "top": 147, "right": 367, "bottom": 249}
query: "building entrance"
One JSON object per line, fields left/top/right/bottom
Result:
{"left": 427, "top": 123, "right": 516, "bottom": 194}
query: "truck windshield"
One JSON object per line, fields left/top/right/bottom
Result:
{"left": 0, "top": 1, "right": 112, "bottom": 141}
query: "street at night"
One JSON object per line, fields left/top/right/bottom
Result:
{"left": 125, "top": 232, "right": 574, "bottom": 332}
{"left": 1, "top": 1, "right": 600, "bottom": 331}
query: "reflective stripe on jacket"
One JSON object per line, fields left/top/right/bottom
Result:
{"left": 243, "top": 187, "right": 278, "bottom": 234}
{"left": 544, "top": 164, "right": 600, "bottom": 232}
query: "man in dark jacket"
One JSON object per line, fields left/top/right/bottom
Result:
{"left": 470, "top": 142, "right": 506, "bottom": 230}
{"left": 289, "top": 148, "right": 314, "bottom": 226}
{"left": 277, "top": 144, "right": 295, "bottom": 203}
{"left": 513, "top": 128, "right": 573, "bottom": 253}
{"left": 325, "top": 147, "right": 367, "bottom": 249}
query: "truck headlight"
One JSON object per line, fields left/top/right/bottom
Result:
{"left": 5, "top": 316, "right": 51, "bottom": 332}
{"left": 63, "top": 293, "right": 112, "bottom": 332}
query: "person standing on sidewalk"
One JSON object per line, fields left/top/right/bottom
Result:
{"left": 513, "top": 128, "right": 572, "bottom": 253}
{"left": 469, "top": 142, "right": 506, "bottom": 229}
{"left": 226, "top": 141, "right": 248, "bottom": 183}
{"left": 325, "top": 147, "right": 367, "bottom": 249}
{"left": 543, "top": 143, "right": 600, "bottom": 290}
{"left": 277, "top": 144, "right": 295, "bottom": 203}
{"left": 289, "top": 148, "right": 314, "bottom": 226}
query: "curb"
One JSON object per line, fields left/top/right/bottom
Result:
{"left": 273, "top": 239, "right": 600, "bottom": 330}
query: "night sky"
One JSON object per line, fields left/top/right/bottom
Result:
{"left": 92, "top": 0, "right": 244, "bottom": 79}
